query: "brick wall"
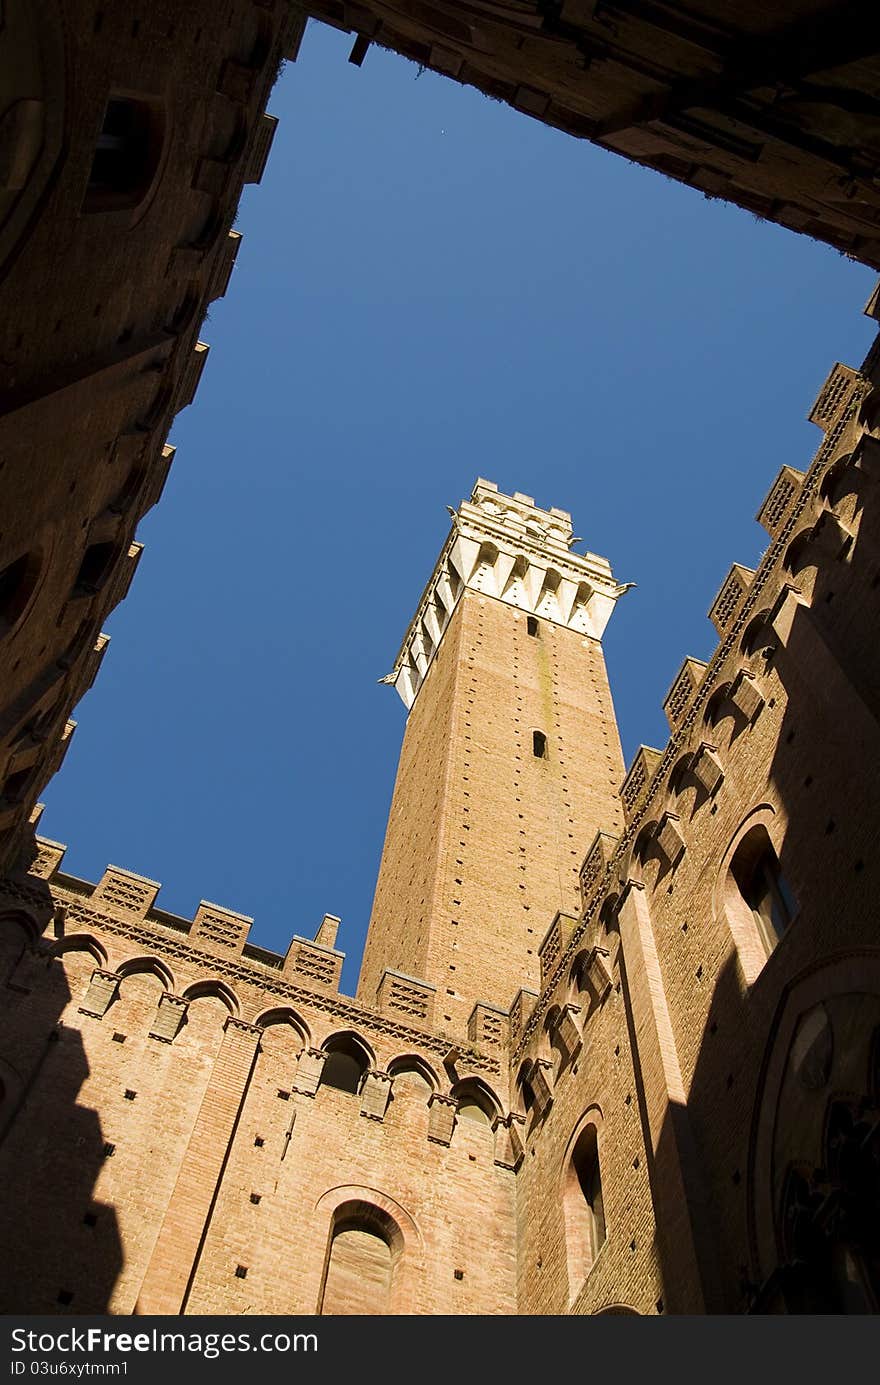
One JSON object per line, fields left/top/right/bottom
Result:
{"left": 360, "top": 590, "right": 625, "bottom": 1033}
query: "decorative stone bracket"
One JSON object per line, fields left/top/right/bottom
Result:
{"left": 691, "top": 743, "right": 724, "bottom": 798}
{"left": 492, "top": 1113, "right": 525, "bottom": 1171}
{"left": 585, "top": 948, "right": 613, "bottom": 1002}
{"left": 529, "top": 1058, "right": 554, "bottom": 1116}
{"left": 554, "top": 1003, "right": 583, "bottom": 1065}
{"left": 729, "top": 668, "right": 764, "bottom": 722}
{"left": 149, "top": 992, "right": 188, "bottom": 1043}
{"left": 427, "top": 1092, "right": 457, "bottom": 1145}
{"left": 78, "top": 969, "right": 119, "bottom": 1018}
{"left": 360, "top": 1069, "right": 393, "bottom": 1122}
{"left": 655, "top": 812, "right": 686, "bottom": 870}
{"left": 291, "top": 1046, "right": 327, "bottom": 1098}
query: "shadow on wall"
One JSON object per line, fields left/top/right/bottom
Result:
{"left": 641, "top": 467, "right": 880, "bottom": 1311}
{"left": 0, "top": 879, "right": 123, "bottom": 1313}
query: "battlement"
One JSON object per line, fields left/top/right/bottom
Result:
{"left": 385, "top": 478, "right": 628, "bottom": 710}
{"left": 514, "top": 343, "right": 873, "bottom": 1060}
{"left": 27, "top": 837, "right": 517, "bottom": 1054}
{"left": 29, "top": 841, "right": 339, "bottom": 977}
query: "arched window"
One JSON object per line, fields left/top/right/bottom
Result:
{"left": 387, "top": 1057, "right": 436, "bottom": 1108}
{"left": 83, "top": 95, "right": 165, "bottom": 213}
{"left": 730, "top": 825, "right": 797, "bottom": 956}
{"left": 0, "top": 551, "right": 41, "bottom": 637}
{"left": 457, "top": 1095, "right": 491, "bottom": 1126}
{"left": 320, "top": 1034, "right": 370, "bottom": 1095}
{"left": 450, "top": 1079, "right": 499, "bottom": 1157}
{"left": 564, "top": 1122, "right": 606, "bottom": 1297}
{"left": 72, "top": 542, "right": 118, "bottom": 598}
{"left": 319, "top": 1202, "right": 403, "bottom": 1315}
{"left": 517, "top": 1061, "right": 537, "bottom": 1118}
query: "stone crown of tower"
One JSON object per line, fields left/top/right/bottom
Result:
{"left": 385, "top": 478, "right": 627, "bottom": 709}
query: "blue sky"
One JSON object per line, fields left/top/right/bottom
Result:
{"left": 40, "top": 22, "right": 877, "bottom": 993}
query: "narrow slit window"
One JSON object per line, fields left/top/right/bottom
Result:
{"left": 526, "top": 615, "right": 539, "bottom": 637}
{"left": 533, "top": 730, "right": 547, "bottom": 759}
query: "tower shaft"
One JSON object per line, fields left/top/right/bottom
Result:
{"left": 358, "top": 481, "right": 627, "bottom": 1031}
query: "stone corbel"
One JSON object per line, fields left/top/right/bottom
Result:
{"left": 427, "top": 1092, "right": 457, "bottom": 1146}
{"left": 359, "top": 1069, "right": 393, "bottom": 1122}
{"left": 655, "top": 812, "right": 686, "bottom": 870}
{"left": 223, "top": 1016, "right": 261, "bottom": 1037}
{"left": 529, "top": 1058, "right": 554, "bottom": 1115}
{"left": 585, "top": 947, "right": 613, "bottom": 1001}
{"left": 492, "top": 1113, "right": 525, "bottom": 1171}
{"left": 729, "top": 669, "right": 764, "bottom": 722}
{"left": 554, "top": 1003, "right": 583, "bottom": 1064}
{"left": 691, "top": 743, "right": 724, "bottom": 798}
{"left": 291, "top": 1046, "right": 327, "bottom": 1098}
{"left": 149, "top": 992, "right": 188, "bottom": 1043}
{"left": 78, "top": 969, "right": 120, "bottom": 1019}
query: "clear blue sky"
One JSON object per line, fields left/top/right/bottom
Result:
{"left": 40, "top": 22, "right": 877, "bottom": 994}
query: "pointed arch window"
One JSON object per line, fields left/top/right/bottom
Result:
{"left": 319, "top": 1202, "right": 403, "bottom": 1315}
{"left": 564, "top": 1121, "right": 606, "bottom": 1297}
{"left": 320, "top": 1034, "right": 370, "bottom": 1095}
{"left": 83, "top": 96, "right": 165, "bottom": 213}
{"left": 730, "top": 826, "right": 797, "bottom": 956}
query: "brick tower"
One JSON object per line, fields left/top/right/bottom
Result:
{"left": 358, "top": 480, "right": 628, "bottom": 1033}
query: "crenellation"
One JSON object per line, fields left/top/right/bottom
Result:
{"left": 376, "top": 969, "right": 435, "bottom": 1026}
{"left": 538, "top": 912, "right": 579, "bottom": 986}
{"left": 663, "top": 657, "right": 709, "bottom": 731}
{"left": 386, "top": 480, "right": 625, "bottom": 711}
{"left": 94, "top": 866, "right": 161, "bottom": 919}
{"left": 808, "top": 362, "right": 861, "bottom": 431}
{"left": 18, "top": 868, "right": 503, "bottom": 1079}
{"left": 708, "top": 564, "right": 756, "bottom": 637}
{"left": 29, "top": 836, "right": 67, "bottom": 880}
{"left": 756, "top": 466, "right": 806, "bottom": 537}
{"left": 467, "top": 1001, "right": 508, "bottom": 1049}
{"left": 579, "top": 830, "right": 618, "bottom": 909}
{"left": 620, "top": 746, "right": 664, "bottom": 820}
{"left": 283, "top": 935, "right": 344, "bottom": 990}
